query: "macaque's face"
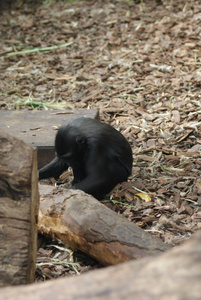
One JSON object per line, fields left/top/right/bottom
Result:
{"left": 55, "top": 126, "right": 86, "bottom": 166}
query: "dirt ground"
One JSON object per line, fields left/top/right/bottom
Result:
{"left": 1, "top": 0, "right": 201, "bottom": 281}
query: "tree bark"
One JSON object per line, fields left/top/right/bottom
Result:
{"left": 38, "top": 185, "right": 170, "bottom": 266}
{"left": 0, "top": 132, "right": 39, "bottom": 287}
{"left": 1, "top": 231, "right": 201, "bottom": 300}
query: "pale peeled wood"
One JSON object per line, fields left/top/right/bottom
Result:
{"left": 0, "top": 132, "right": 39, "bottom": 286}
{"left": 38, "top": 186, "right": 170, "bottom": 265}
{"left": 1, "top": 231, "right": 201, "bottom": 300}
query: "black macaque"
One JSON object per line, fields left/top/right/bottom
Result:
{"left": 39, "top": 117, "right": 133, "bottom": 200}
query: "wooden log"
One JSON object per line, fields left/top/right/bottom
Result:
{"left": 1, "top": 231, "right": 201, "bottom": 299}
{"left": 38, "top": 185, "right": 170, "bottom": 265}
{"left": 0, "top": 132, "right": 39, "bottom": 287}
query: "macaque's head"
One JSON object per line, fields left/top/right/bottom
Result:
{"left": 55, "top": 125, "right": 87, "bottom": 162}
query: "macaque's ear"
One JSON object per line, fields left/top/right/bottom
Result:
{"left": 76, "top": 135, "right": 86, "bottom": 146}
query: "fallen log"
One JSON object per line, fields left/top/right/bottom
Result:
{"left": 0, "top": 132, "right": 39, "bottom": 287}
{"left": 1, "top": 231, "right": 201, "bottom": 300}
{"left": 38, "top": 185, "right": 170, "bottom": 265}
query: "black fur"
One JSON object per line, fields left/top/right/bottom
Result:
{"left": 39, "top": 118, "right": 133, "bottom": 200}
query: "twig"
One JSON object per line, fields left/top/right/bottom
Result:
{"left": 6, "top": 42, "right": 73, "bottom": 57}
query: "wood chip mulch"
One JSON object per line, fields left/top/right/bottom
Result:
{"left": 1, "top": 0, "right": 201, "bottom": 281}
